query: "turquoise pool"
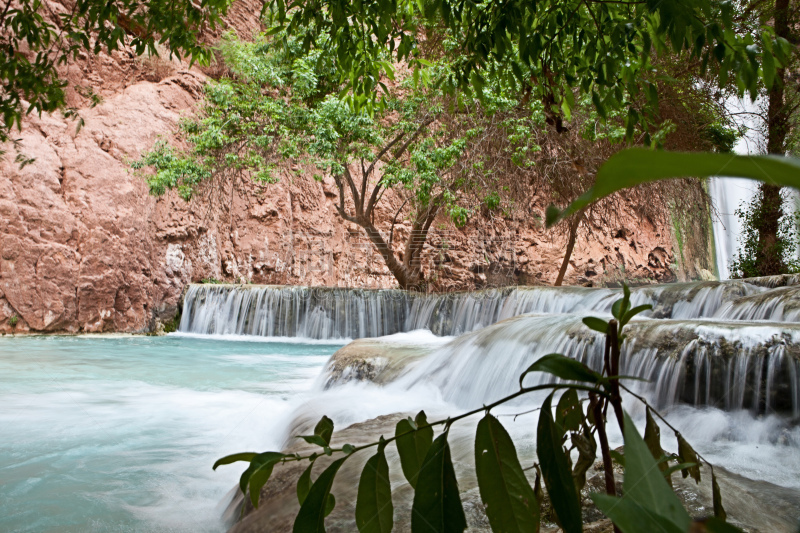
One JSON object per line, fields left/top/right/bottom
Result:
{"left": 0, "top": 334, "right": 342, "bottom": 532}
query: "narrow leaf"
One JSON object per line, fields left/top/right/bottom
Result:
{"left": 537, "top": 394, "right": 582, "bottom": 533}
{"left": 643, "top": 408, "right": 668, "bottom": 478}
{"left": 396, "top": 411, "right": 434, "bottom": 489}
{"left": 475, "top": 413, "right": 539, "bottom": 533}
{"left": 239, "top": 452, "right": 284, "bottom": 494}
{"left": 293, "top": 457, "right": 347, "bottom": 533}
{"left": 622, "top": 304, "right": 652, "bottom": 326}
{"left": 356, "top": 441, "right": 393, "bottom": 533}
{"left": 411, "top": 432, "right": 467, "bottom": 533}
{"left": 556, "top": 389, "right": 582, "bottom": 433}
{"left": 621, "top": 412, "right": 690, "bottom": 529}
{"left": 520, "top": 353, "right": 602, "bottom": 387}
{"left": 592, "top": 494, "right": 685, "bottom": 533}
{"left": 582, "top": 316, "right": 609, "bottom": 334}
{"left": 298, "top": 463, "right": 313, "bottom": 505}
{"left": 315, "top": 416, "right": 335, "bottom": 446}
{"left": 677, "top": 434, "right": 702, "bottom": 483}
{"left": 213, "top": 452, "right": 257, "bottom": 470}
{"left": 712, "top": 472, "right": 727, "bottom": 521}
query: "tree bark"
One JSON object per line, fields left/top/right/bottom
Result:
{"left": 756, "top": 0, "right": 790, "bottom": 276}
{"left": 554, "top": 211, "right": 583, "bottom": 286}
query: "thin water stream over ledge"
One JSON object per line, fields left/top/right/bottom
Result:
{"left": 3, "top": 278, "right": 800, "bottom": 532}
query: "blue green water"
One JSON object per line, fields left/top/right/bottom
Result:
{"left": 0, "top": 334, "right": 342, "bottom": 533}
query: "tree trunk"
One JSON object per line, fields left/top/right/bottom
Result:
{"left": 756, "top": 0, "right": 790, "bottom": 276}
{"left": 555, "top": 211, "right": 583, "bottom": 286}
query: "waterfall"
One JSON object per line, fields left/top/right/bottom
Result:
{"left": 361, "top": 314, "right": 800, "bottom": 417}
{"left": 179, "top": 279, "right": 799, "bottom": 340}
{"left": 710, "top": 177, "right": 759, "bottom": 280}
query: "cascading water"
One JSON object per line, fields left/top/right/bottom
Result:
{"left": 179, "top": 278, "right": 800, "bottom": 340}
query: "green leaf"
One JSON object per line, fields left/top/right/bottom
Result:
{"left": 213, "top": 452, "right": 257, "bottom": 470}
{"left": 582, "top": 316, "right": 609, "bottom": 334}
{"left": 411, "top": 432, "right": 467, "bottom": 533}
{"left": 591, "top": 494, "right": 685, "bottom": 533}
{"left": 239, "top": 451, "right": 284, "bottom": 494}
{"left": 643, "top": 408, "right": 665, "bottom": 469}
{"left": 622, "top": 304, "right": 652, "bottom": 326}
{"left": 396, "top": 411, "right": 434, "bottom": 489}
{"left": 620, "top": 412, "right": 691, "bottom": 529}
{"left": 293, "top": 456, "right": 347, "bottom": 533}
{"left": 298, "top": 463, "right": 314, "bottom": 505}
{"left": 315, "top": 416, "right": 335, "bottom": 445}
{"left": 520, "top": 353, "right": 603, "bottom": 387}
{"left": 555, "top": 389, "right": 582, "bottom": 434}
{"left": 712, "top": 471, "right": 727, "bottom": 521}
{"left": 537, "top": 394, "right": 582, "bottom": 533}
{"left": 299, "top": 416, "right": 335, "bottom": 448}
{"left": 546, "top": 149, "right": 800, "bottom": 227}
{"left": 356, "top": 440, "right": 393, "bottom": 533}
{"left": 249, "top": 458, "right": 280, "bottom": 508}
{"left": 677, "top": 435, "right": 702, "bottom": 483}
{"left": 474, "top": 413, "right": 540, "bottom": 533}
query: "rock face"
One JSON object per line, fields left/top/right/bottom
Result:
{"left": 0, "top": 2, "right": 713, "bottom": 333}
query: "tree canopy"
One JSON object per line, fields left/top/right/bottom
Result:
{"left": 0, "top": 0, "right": 229, "bottom": 147}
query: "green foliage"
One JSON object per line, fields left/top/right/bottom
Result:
{"left": 0, "top": 0, "right": 229, "bottom": 147}
{"left": 475, "top": 413, "right": 539, "bottom": 533}
{"left": 267, "top": 0, "right": 786, "bottom": 145}
{"left": 132, "top": 141, "right": 211, "bottom": 200}
{"left": 215, "top": 290, "right": 740, "bottom": 532}
{"left": 547, "top": 148, "right": 800, "bottom": 227}
{"left": 729, "top": 191, "right": 800, "bottom": 279}
{"left": 395, "top": 411, "right": 434, "bottom": 489}
{"left": 8, "top": 314, "right": 19, "bottom": 327}
{"left": 356, "top": 440, "right": 393, "bottom": 533}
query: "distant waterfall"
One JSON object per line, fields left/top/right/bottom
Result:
{"left": 710, "top": 177, "right": 758, "bottom": 280}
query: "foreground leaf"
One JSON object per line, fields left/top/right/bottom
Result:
{"left": 475, "top": 413, "right": 539, "bottom": 533}
{"left": 520, "top": 353, "right": 602, "bottom": 387}
{"left": 300, "top": 416, "right": 336, "bottom": 448}
{"left": 556, "top": 388, "right": 582, "bottom": 434}
{"left": 537, "top": 394, "right": 582, "bottom": 533}
{"left": 677, "top": 435, "right": 702, "bottom": 483}
{"left": 213, "top": 452, "right": 257, "bottom": 470}
{"left": 411, "top": 432, "right": 467, "bottom": 533}
{"left": 239, "top": 451, "right": 285, "bottom": 495}
{"left": 582, "top": 316, "right": 609, "bottom": 334}
{"left": 712, "top": 471, "right": 727, "bottom": 521}
{"left": 396, "top": 411, "right": 434, "bottom": 489}
{"left": 249, "top": 454, "right": 284, "bottom": 507}
{"left": 592, "top": 494, "right": 685, "bottom": 533}
{"left": 356, "top": 440, "right": 393, "bottom": 533}
{"left": 293, "top": 457, "right": 347, "bottom": 533}
{"left": 547, "top": 149, "right": 800, "bottom": 227}
{"left": 620, "top": 412, "right": 690, "bottom": 529}
{"left": 643, "top": 408, "right": 668, "bottom": 480}
{"left": 297, "top": 463, "right": 314, "bottom": 505}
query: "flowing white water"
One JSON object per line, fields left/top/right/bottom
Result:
{"left": 0, "top": 335, "right": 341, "bottom": 533}
{"left": 180, "top": 279, "right": 800, "bottom": 341}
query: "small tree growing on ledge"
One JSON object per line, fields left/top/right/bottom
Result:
{"left": 134, "top": 31, "right": 534, "bottom": 290}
